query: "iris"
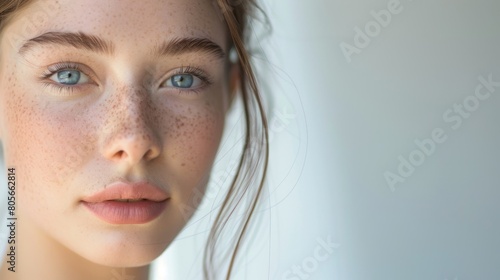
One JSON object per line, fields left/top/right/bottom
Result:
{"left": 170, "top": 74, "right": 194, "bottom": 88}
{"left": 57, "top": 70, "right": 81, "bottom": 85}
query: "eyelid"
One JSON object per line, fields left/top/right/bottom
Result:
{"left": 38, "top": 62, "right": 213, "bottom": 96}
{"left": 159, "top": 66, "right": 213, "bottom": 89}
{"left": 39, "top": 61, "right": 98, "bottom": 85}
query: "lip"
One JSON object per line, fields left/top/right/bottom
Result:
{"left": 81, "top": 181, "right": 169, "bottom": 224}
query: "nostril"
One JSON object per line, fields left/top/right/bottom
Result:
{"left": 115, "top": 150, "right": 125, "bottom": 159}
{"left": 144, "top": 149, "right": 152, "bottom": 159}
{"left": 102, "top": 128, "right": 162, "bottom": 164}
{"left": 144, "top": 148, "right": 158, "bottom": 161}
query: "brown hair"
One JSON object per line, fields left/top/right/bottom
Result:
{"left": 0, "top": 0, "right": 31, "bottom": 30}
{"left": 207, "top": 1, "right": 269, "bottom": 279}
{"left": 0, "top": 0, "right": 269, "bottom": 279}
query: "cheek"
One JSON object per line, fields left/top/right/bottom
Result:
{"left": 161, "top": 102, "right": 225, "bottom": 219}
{"left": 172, "top": 110, "right": 222, "bottom": 167}
{"left": 164, "top": 100, "right": 225, "bottom": 188}
{"left": 3, "top": 79, "right": 96, "bottom": 203}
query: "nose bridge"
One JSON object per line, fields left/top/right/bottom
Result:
{"left": 109, "top": 84, "right": 151, "bottom": 127}
{"left": 100, "top": 83, "right": 161, "bottom": 164}
{"left": 117, "top": 86, "right": 150, "bottom": 125}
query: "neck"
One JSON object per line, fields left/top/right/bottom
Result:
{"left": 0, "top": 217, "right": 150, "bottom": 280}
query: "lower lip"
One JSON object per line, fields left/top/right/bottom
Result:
{"left": 81, "top": 200, "right": 167, "bottom": 224}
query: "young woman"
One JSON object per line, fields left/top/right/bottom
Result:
{"left": 0, "top": 0, "right": 268, "bottom": 279}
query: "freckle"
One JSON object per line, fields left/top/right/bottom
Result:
{"left": 181, "top": 163, "right": 186, "bottom": 167}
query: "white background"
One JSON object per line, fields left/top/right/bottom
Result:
{"left": 155, "top": 0, "right": 500, "bottom": 279}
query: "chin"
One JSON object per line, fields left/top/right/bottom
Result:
{"left": 72, "top": 230, "right": 172, "bottom": 267}
{"left": 80, "top": 243, "right": 166, "bottom": 267}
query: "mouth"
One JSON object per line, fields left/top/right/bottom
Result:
{"left": 110, "top": 199, "right": 150, "bottom": 202}
{"left": 81, "top": 181, "right": 170, "bottom": 224}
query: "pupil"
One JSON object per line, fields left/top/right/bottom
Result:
{"left": 172, "top": 74, "right": 193, "bottom": 88}
{"left": 58, "top": 70, "right": 80, "bottom": 85}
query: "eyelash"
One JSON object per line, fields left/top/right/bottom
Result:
{"left": 39, "top": 62, "right": 86, "bottom": 95}
{"left": 168, "top": 65, "right": 213, "bottom": 95}
{"left": 38, "top": 61, "right": 213, "bottom": 95}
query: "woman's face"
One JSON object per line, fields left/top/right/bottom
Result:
{"left": 0, "top": 0, "right": 231, "bottom": 266}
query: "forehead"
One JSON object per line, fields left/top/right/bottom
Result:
{"left": 5, "top": 0, "right": 227, "bottom": 52}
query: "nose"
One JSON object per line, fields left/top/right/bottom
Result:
{"left": 100, "top": 87, "right": 162, "bottom": 166}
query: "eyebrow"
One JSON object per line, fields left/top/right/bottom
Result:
{"left": 18, "top": 31, "right": 226, "bottom": 60}
{"left": 152, "top": 37, "right": 226, "bottom": 59}
{"left": 18, "top": 32, "right": 114, "bottom": 55}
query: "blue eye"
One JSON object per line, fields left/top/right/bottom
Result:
{"left": 49, "top": 69, "right": 89, "bottom": 85}
{"left": 164, "top": 73, "right": 203, "bottom": 89}
{"left": 171, "top": 74, "right": 193, "bottom": 88}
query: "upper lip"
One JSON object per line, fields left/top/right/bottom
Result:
{"left": 81, "top": 181, "right": 169, "bottom": 203}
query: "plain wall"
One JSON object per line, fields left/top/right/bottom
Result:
{"left": 155, "top": 0, "right": 500, "bottom": 279}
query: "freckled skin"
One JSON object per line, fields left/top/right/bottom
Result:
{"left": 0, "top": 0, "right": 234, "bottom": 279}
